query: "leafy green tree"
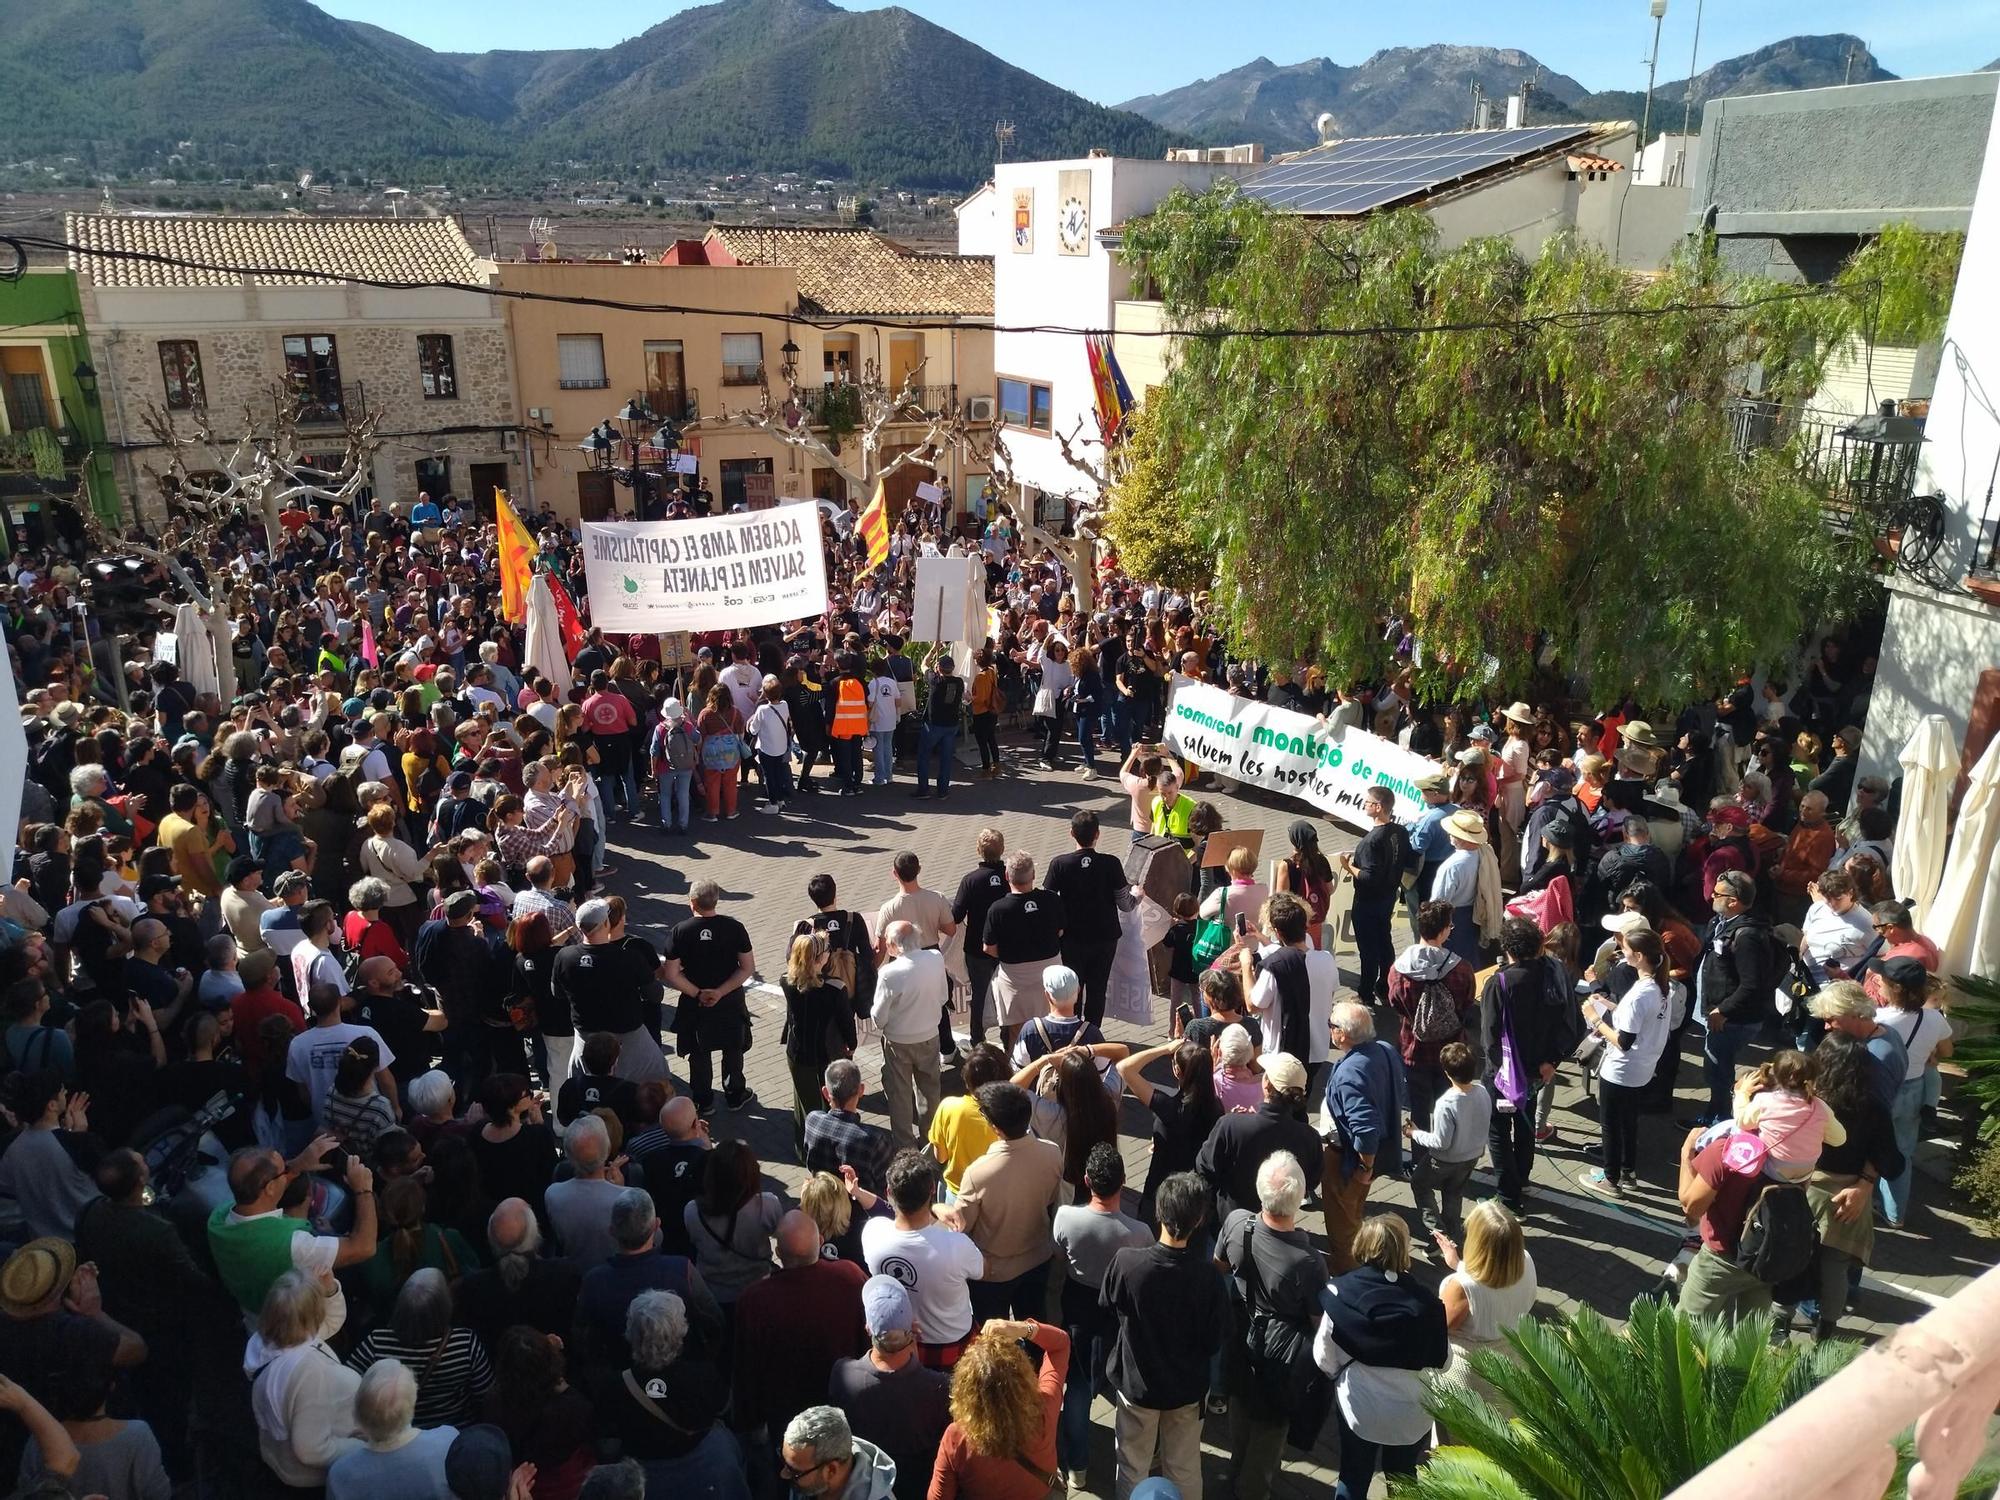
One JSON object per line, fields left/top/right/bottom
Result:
{"left": 1121, "top": 189, "right": 1883, "bottom": 702}
{"left": 1102, "top": 406, "right": 1209, "bottom": 595}
{"left": 1409, "top": 1298, "right": 1859, "bottom": 1499}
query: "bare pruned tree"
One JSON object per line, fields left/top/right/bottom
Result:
{"left": 971, "top": 414, "right": 1121, "bottom": 612}
{"left": 691, "top": 355, "right": 962, "bottom": 501}
{"left": 140, "top": 386, "right": 380, "bottom": 553}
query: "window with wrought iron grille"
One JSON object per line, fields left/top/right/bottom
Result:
{"left": 158, "top": 340, "right": 205, "bottom": 411}
{"left": 418, "top": 334, "right": 458, "bottom": 399}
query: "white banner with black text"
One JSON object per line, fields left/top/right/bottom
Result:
{"left": 1162, "top": 676, "right": 1443, "bottom": 833}
{"left": 580, "top": 507, "right": 829, "bottom": 634}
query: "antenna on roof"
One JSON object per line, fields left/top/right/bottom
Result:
{"left": 1519, "top": 68, "right": 1539, "bottom": 126}
{"left": 995, "top": 120, "right": 1015, "bottom": 163}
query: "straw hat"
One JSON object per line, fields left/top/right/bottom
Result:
{"left": 1619, "top": 719, "right": 1665, "bottom": 750}
{"left": 0, "top": 1238, "right": 75, "bottom": 1317}
{"left": 1443, "top": 809, "right": 1489, "bottom": 845}
{"left": 1499, "top": 701, "right": 1535, "bottom": 726}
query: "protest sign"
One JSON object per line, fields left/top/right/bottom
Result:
{"left": 1163, "top": 677, "right": 1443, "bottom": 833}
{"left": 910, "top": 554, "right": 987, "bottom": 643}
{"left": 581, "top": 507, "right": 828, "bottom": 633}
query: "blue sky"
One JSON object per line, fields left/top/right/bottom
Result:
{"left": 319, "top": 0, "right": 2000, "bottom": 104}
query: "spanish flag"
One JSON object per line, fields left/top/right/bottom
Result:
{"left": 496, "top": 490, "right": 536, "bottom": 624}
{"left": 858, "top": 479, "right": 890, "bottom": 570}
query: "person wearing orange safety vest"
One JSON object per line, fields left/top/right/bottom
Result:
{"left": 827, "top": 657, "right": 870, "bottom": 795}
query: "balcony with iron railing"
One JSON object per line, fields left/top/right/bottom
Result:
{"left": 282, "top": 380, "right": 367, "bottom": 427}
{"left": 1729, "top": 396, "right": 1947, "bottom": 578}
{"left": 0, "top": 425, "right": 83, "bottom": 477}
{"left": 794, "top": 382, "right": 960, "bottom": 427}
{"left": 1670, "top": 1258, "right": 2000, "bottom": 1499}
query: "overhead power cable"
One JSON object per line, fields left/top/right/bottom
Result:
{"left": 4, "top": 233, "right": 1859, "bottom": 341}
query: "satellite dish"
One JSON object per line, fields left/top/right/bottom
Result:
{"left": 539, "top": 241, "right": 559, "bottom": 262}
{"left": 1315, "top": 112, "right": 1337, "bottom": 144}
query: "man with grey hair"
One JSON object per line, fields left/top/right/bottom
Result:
{"left": 735, "top": 1212, "right": 867, "bottom": 1440}
{"left": 805, "top": 1059, "right": 895, "bottom": 1196}
{"left": 1217, "top": 1150, "right": 1321, "bottom": 1500}
{"left": 575, "top": 1186, "right": 722, "bottom": 1370}
{"left": 830, "top": 1275, "right": 951, "bottom": 1500}
{"left": 664, "top": 881, "right": 757, "bottom": 1114}
{"left": 780, "top": 1405, "right": 897, "bottom": 1500}
{"left": 543, "top": 1114, "right": 628, "bottom": 1267}
{"left": 1009, "top": 962, "right": 1103, "bottom": 1070}
{"left": 455, "top": 1196, "right": 583, "bottom": 1347}
{"left": 981, "top": 850, "right": 1066, "bottom": 1048}
{"left": 1322, "top": 999, "right": 1406, "bottom": 1275}
{"left": 325, "top": 1359, "right": 457, "bottom": 1499}
{"left": 553, "top": 897, "right": 671, "bottom": 1086}
{"left": 871, "top": 921, "right": 947, "bottom": 1145}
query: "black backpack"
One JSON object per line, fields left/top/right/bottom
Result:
{"left": 1733, "top": 1181, "right": 1818, "bottom": 1285}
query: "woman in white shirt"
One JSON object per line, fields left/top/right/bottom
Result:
{"left": 1433, "top": 1199, "right": 1538, "bottom": 1408}
{"left": 1031, "top": 638, "right": 1075, "bottom": 770}
{"left": 744, "top": 676, "right": 796, "bottom": 813}
{"left": 1313, "top": 1214, "right": 1449, "bottom": 1498}
{"left": 1875, "top": 960, "right": 1954, "bottom": 1227}
{"left": 1580, "top": 928, "right": 1676, "bottom": 1196}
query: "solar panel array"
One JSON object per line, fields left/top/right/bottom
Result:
{"left": 1241, "top": 124, "right": 1595, "bottom": 215}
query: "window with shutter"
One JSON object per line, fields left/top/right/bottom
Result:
{"left": 720, "top": 333, "right": 765, "bottom": 385}
{"left": 558, "top": 334, "right": 608, "bottom": 389}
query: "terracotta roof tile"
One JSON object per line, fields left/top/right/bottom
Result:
{"left": 65, "top": 213, "right": 489, "bottom": 289}
{"left": 704, "top": 225, "right": 991, "bottom": 318}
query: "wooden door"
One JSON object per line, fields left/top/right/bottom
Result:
{"left": 469, "top": 463, "right": 507, "bottom": 520}
{"left": 812, "top": 467, "right": 847, "bottom": 504}
{"left": 879, "top": 446, "right": 924, "bottom": 514}
{"left": 577, "top": 470, "right": 615, "bottom": 522}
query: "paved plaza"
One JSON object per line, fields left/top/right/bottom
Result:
{"left": 597, "top": 735, "right": 1985, "bottom": 1496}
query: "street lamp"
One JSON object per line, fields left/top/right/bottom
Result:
{"left": 73, "top": 359, "right": 99, "bottom": 406}
{"left": 578, "top": 421, "right": 615, "bottom": 471}
{"left": 1639, "top": 0, "right": 1668, "bottom": 156}
{"left": 779, "top": 335, "right": 801, "bottom": 386}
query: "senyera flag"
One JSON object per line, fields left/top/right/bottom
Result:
{"left": 496, "top": 490, "right": 537, "bottom": 623}
{"left": 858, "top": 479, "right": 890, "bottom": 570}
{"left": 548, "top": 574, "right": 588, "bottom": 659}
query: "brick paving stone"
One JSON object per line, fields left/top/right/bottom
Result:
{"left": 595, "top": 734, "right": 1994, "bottom": 1494}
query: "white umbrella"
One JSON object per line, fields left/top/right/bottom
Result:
{"left": 1927, "top": 732, "right": 2000, "bottom": 988}
{"left": 1893, "top": 714, "right": 1957, "bottom": 930}
{"left": 524, "top": 573, "right": 571, "bottom": 700}
{"left": 172, "top": 601, "right": 220, "bottom": 699}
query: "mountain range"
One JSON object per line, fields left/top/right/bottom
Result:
{"left": 0, "top": 0, "right": 1176, "bottom": 190}
{"left": 1118, "top": 34, "right": 1897, "bottom": 151}
{"left": 0, "top": 1, "right": 1908, "bottom": 190}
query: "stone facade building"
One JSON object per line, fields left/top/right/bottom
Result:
{"left": 68, "top": 213, "right": 520, "bottom": 524}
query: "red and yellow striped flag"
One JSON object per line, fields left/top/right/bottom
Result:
{"left": 858, "top": 479, "right": 890, "bottom": 570}
{"left": 496, "top": 489, "right": 536, "bottom": 624}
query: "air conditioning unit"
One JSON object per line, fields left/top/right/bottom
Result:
{"left": 965, "top": 395, "right": 995, "bottom": 422}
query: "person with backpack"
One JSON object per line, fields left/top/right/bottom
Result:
{"left": 1675, "top": 1111, "right": 1817, "bottom": 1324}
{"left": 649, "top": 698, "right": 700, "bottom": 835}
{"left": 1271, "top": 821, "right": 1335, "bottom": 950}
{"left": 1477, "top": 917, "right": 1569, "bottom": 1216}
{"left": 1386, "top": 900, "right": 1478, "bottom": 1174}
{"left": 911, "top": 646, "right": 965, "bottom": 800}
{"left": 1219, "top": 1149, "right": 1324, "bottom": 1500}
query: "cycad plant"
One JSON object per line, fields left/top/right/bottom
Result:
{"left": 1948, "top": 973, "right": 2000, "bottom": 1231}
{"left": 1399, "top": 1297, "right": 1857, "bottom": 1499}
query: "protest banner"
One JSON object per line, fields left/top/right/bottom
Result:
{"left": 581, "top": 506, "right": 829, "bottom": 634}
{"left": 1162, "top": 677, "right": 1443, "bottom": 833}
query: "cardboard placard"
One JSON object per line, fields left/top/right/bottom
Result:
{"left": 1199, "top": 827, "right": 1265, "bottom": 869}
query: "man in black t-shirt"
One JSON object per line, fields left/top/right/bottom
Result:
{"left": 630, "top": 1095, "right": 712, "bottom": 1256}
{"left": 552, "top": 900, "right": 672, "bottom": 1086}
{"left": 663, "top": 881, "right": 757, "bottom": 1114}
{"left": 951, "top": 830, "right": 1010, "bottom": 1046}
{"left": 913, "top": 647, "right": 965, "bottom": 800}
{"left": 351, "top": 957, "right": 448, "bottom": 1092}
{"left": 981, "top": 851, "right": 1065, "bottom": 1049}
{"left": 1045, "top": 809, "right": 1130, "bottom": 1027}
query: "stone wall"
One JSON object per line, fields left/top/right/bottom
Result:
{"left": 89, "top": 306, "right": 517, "bottom": 525}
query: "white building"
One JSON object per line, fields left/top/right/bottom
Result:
{"left": 977, "top": 154, "right": 1256, "bottom": 516}
{"left": 1634, "top": 132, "right": 1696, "bottom": 186}
{"left": 1863, "top": 87, "right": 2000, "bottom": 785}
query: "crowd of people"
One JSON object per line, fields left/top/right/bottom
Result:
{"left": 0, "top": 478, "right": 1957, "bottom": 1500}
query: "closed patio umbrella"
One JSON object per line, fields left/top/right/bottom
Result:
{"left": 524, "top": 572, "right": 571, "bottom": 700}
{"left": 1893, "top": 714, "right": 1957, "bottom": 930}
{"left": 1927, "top": 732, "right": 2000, "bottom": 988}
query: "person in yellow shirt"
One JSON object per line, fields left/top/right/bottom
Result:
{"left": 154, "top": 783, "right": 234, "bottom": 900}
{"left": 927, "top": 1044, "right": 1008, "bottom": 1197}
